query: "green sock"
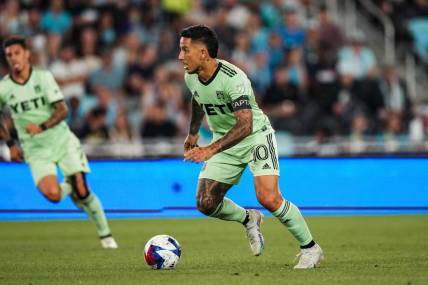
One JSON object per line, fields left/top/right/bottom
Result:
{"left": 73, "top": 193, "right": 111, "bottom": 237}
{"left": 209, "top": 197, "right": 247, "bottom": 223}
{"left": 272, "top": 199, "right": 313, "bottom": 246}
{"left": 59, "top": 182, "right": 72, "bottom": 200}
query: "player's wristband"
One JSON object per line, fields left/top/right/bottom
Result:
{"left": 39, "top": 123, "right": 48, "bottom": 131}
{"left": 6, "top": 140, "right": 15, "bottom": 147}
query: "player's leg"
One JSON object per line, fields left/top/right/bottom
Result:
{"left": 196, "top": 177, "right": 264, "bottom": 255}
{"left": 196, "top": 178, "right": 243, "bottom": 221}
{"left": 250, "top": 132, "right": 323, "bottom": 268}
{"left": 254, "top": 175, "right": 323, "bottom": 268}
{"left": 28, "top": 159, "right": 71, "bottom": 202}
{"left": 67, "top": 172, "right": 117, "bottom": 249}
{"left": 196, "top": 151, "right": 248, "bottom": 223}
{"left": 58, "top": 133, "right": 117, "bottom": 248}
{"left": 197, "top": 151, "right": 264, "bottom": 255}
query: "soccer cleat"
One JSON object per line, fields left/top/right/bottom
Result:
{"left": 100, "top": 236, "right": 118, "bottom": 249}
{"left": 244, "top": 209, "right": 264, "bottom": 256}
{"left": 293, "top": 243, "right": 324, "bottom": 269}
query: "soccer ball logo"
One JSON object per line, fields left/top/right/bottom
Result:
{"left": 144, "top": 235, "right": 182, "bottom": 269}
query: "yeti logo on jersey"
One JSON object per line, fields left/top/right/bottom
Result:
{"left": 216, "top": 91, "right": 225, "bottom": 100}
{"left": 9, "top": 94, "right": 15, "bottom": 100}
{"left": 34, "top": 85, "right": 41, "bottom": 93}
{"left": 231, "top": 95, "right": 251, "bottom": 111}
{"left": 9, "top": 96, "right": 47, "bottom": 114}
{"left": 193, "top": 90, "right": 199, "bottom": 98}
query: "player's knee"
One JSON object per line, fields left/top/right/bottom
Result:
{"left": 256, "top": 191, "right": 280, "bottom": 212}
{"left": 42, "top": 188, "right": 61, "bottom": 203}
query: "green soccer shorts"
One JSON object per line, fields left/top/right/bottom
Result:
{"left": 25, "top": 133, "right": 90, "bottom": 185}
{"left": 199, "top": 131, "right": 280, "bottom": 185}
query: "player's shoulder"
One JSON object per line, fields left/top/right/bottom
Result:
{"left": 184, "top": 72, "right": 198, "bottom": 87}
{"left": 0, "top": 73, "right": 10, "bottom": 83}
{"left": 218, "top": 59, "right": 246, "bottom": 79}
{"left": 31, "top": 67, "right": 52, "bottom": 77}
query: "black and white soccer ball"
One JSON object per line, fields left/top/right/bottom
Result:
{"left": 144, "top": 235, "right": 182, "bottom": 269}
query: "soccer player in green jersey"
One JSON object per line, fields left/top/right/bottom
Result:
{"left": 180, "top": 25, "right": 323, "bottom": 269}
{"left": 0, "top": 36, "right": 117, "bottom": 249}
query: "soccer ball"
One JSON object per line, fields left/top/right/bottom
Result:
{"left": 144, "top": 235, "right": 182, "bottom": 269}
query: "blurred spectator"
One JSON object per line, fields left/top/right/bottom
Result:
{"left": 41, "top": 0, "right": 72, "bottom": 36}
{"left": 317, "top": 5, "right": 344, "bottom": 57}
{"left": 226, "top": 0, "right": 251, "bottom": 30}
{"left": 277, "top": 7, "right": 306, "bottom": 49}
{"left": 98, "top": 11, "right": 117, "bottom": 47}
{"left": 266, "top": 32, "right": 285, "bottom": 71}
{"left": 213, "top": 6, "right": 237, "bottom": 57}
{"left": 80, "top": 86, "right": 119, "bottom": 130}
{"left": 79, "top": 106, "right": 110, "bottom": 144}
{"left": 184, "top": 0, "right": 213, "bottom": 26}
{"left": 249, "top": 52, "right": 271, "bottom": 97}
{"left": 377, "top": 64, "right": 413, "bottom": 124}
{"left": 331, "top": 72, "right": 366, "bottom": 134}
{"left": 23, "top": 6, "right": 44, "bottom": 37}
{"left": 78, "top": 27, "right": 101, "bottom": 73}
{"left": 157, "top": 29, "right": 179, "bottom": 63}
{"left": 409, "top": 105, "right": 428, "bottom": 143}
{"left": 380, "top": 112, "right": 407, "bottom": 152}
{"left": 0, "top": 0, "right": 25, "bottom": 35}
{"left": 246, "top": 11, "right": 270, "bottom": 53}
{"left": 337, "top": 31, "right": 377, "bottom": 80}
{"left": 140, "top": 102, "right": 177, "bottom": 139}
{"left": 110, "top": 108, "right": 134, "bottom": 143}
{"left": 43, "top": 33, "right": 63, "bottom": 65}
{"left": 90, "top": 49, "right": 125, "bottom": 92}
{"left": 284, "top": 47, "right": 308, "bottom": 96}
{"left": 348, "top": 112, "right": 370, "bottom": 153}
{"left": 113, "top": 31, "right": 140, "bottom": 71}
{"left": 260, "top": 0, "right": 283, "bottom": 29}
{"left": 263, "top": 66, "right": 304, "bottom": 134}
{"left": 231, "top": 32, "right": 254, "bottom": 74}
{"left": 50, "top": 45, "right": 87, "bottom": 101}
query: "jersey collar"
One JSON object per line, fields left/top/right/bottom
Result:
{"left": 10, "top": 67, "right": 33, "bottom": 86}
{"left": 198, "top": 61, "right": 222, "bottom": 86}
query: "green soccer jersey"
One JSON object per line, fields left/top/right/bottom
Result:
{"left": 184, "top": 59, "right": 273, "bottom": 141}
{"left": 0, "top": 68, "right": 70, "bottom": 151}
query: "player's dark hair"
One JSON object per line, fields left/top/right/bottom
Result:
{"left": 2, "top": 36, "right": 28, "bottom": 51}
{"left": 180, "top": 25, "right": 218, "bottom": 58}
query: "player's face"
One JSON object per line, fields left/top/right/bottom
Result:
{"left": 178, "top": 37, "right": 205, "bottom": 74}
{"left": 4, "top": 44, "right": 30, "bottom": 74}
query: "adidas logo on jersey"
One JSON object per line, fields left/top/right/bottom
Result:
{"left": 262, "top": 163, "right": 271, "bottom": 170}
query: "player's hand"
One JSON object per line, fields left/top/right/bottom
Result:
{"left": 25, "top": 123, "right": 43, "bottom": 136}
{"left": 184, "top": 134, "right": 199, "bottom": 153}
{"left": 9, "top": 144, "right": 23, "bottom": 162}
{"left": 184, "top": 145, "right": 216, "bottom": 163}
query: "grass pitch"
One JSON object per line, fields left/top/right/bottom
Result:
{"left": 0, "top": 215, "right": 427, "bottom": 285}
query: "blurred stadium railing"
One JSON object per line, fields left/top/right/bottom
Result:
{"left": 3, "top": 136, "right": 428, "bottom": 160}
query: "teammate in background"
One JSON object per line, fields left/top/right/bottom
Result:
{"left": 180, "top": 25, "right": 323, "bottom": 269}
{"left": 0, "top": 36, "right": 117, "bottom": 249}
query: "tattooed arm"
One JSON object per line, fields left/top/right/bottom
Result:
{"left": 0, "top": 121, "right": 23, "bottom": 161}
{"left": 184, "top": 96, "right": 205, "bottom": 152}
{"left": 26, "top": 100, "right": 68, "bottom": 135}
{"left": 209, "top": 109, "right": 252, "bottom": 153}
{"left": 189, "top": 96, "right": 205, "bottom": 135}
{"left": 184, "top": 107, "right": 253, "bottom": 163}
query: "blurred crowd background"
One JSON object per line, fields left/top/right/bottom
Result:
{"left": 1, "top": 0, "right": 428, "bottom": 157}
